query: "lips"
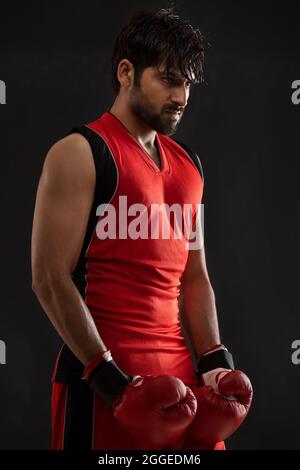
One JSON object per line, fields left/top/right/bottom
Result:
{"left": 165, "top": 110, "right": 181, "bottom": 117}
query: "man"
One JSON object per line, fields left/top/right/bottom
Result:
{"left": 31, "top": 8, "right": 252, "bottom": 450}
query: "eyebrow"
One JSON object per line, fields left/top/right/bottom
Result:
{"left": 159, "top": 71, "right": 180, "bottom": 78}
{"left": 158, "top": 71, "right": 191, "bottom": 83}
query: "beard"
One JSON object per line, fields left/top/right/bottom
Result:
{"left": 129, "top": 85, "right": 184, "bottom": 136}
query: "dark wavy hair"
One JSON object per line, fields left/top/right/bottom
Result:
{"left": 111, "top": 7, "right": 206, "bottom": 94}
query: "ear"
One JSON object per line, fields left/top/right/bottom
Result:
{"left": 117, "top": 59, "right": 135, "bottom": 89}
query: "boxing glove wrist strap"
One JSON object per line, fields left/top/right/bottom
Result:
{"left": 201, "top": 343, "right": 226, "bottom": 356}
{"left": 82, "top": 351, "right": 132, "bottom": 408}
{"left": 197, "top": 349, "right": 235, "bottom": 375}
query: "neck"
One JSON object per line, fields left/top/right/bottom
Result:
{"left": 109, "top": 96, "right": 157, "bottom": 150}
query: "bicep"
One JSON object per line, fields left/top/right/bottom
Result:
{"left": 31, "top": 133, "right": 96, "bottom": 285}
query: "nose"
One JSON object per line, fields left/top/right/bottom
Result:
{"left": 170, "top": 84, "right": 189, "bottom": 108}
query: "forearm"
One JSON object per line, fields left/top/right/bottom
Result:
{"left": 179, "top": 278, "right": 221, "bottom": 360}
{"left": 32, "top": 275, "right": 107, "bottom": 366}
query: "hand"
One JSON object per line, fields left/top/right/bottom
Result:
{"left": 202, "top": 368, "right": 236, "bottom": 399}
{"left": 113, "top": 374, "right": 198, "bottom": 449}
{"left": 183, "top": 369, "right": 253, "bottom": 448}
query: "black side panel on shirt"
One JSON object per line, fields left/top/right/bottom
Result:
{"left": 68, "top": 125, "right": 118, "bottom": 298}
{"left": 172, "top": 138, "right": 204, "bottom": 182}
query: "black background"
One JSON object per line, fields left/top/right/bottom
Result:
{"left": 0, "top": 0, "right": 299, "bottom": 449}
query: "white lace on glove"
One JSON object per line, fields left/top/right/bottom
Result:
{"left": 202, "top": 368, "right": 236, "bottom": 399}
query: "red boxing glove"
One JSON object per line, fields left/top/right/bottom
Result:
{"left": 181, "top": 346, "right": 253, "bottom": 449}
{"left": 83, "top": 351, "right": 197, "bottom": 449}
{"left": 113, "top": 375, "right": 198, "bottom": 449}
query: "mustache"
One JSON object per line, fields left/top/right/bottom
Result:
{"left": 164, "top": 107, "right": 184, "bottom": 113}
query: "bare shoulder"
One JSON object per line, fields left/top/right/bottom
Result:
{"left": 42, "top": 132, "right": 96, "bottom": 190}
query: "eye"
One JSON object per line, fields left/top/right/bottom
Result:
{"left": 162, "top": 76, "right": 191, "bottom": 88}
